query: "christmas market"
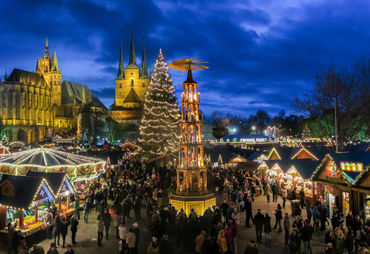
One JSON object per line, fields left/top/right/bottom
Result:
{"left": 0, "top": 147, "right": 105, "bottom": 182}
{"left": 26, "top": 172, "right": 76, "bottom": 216}
{"left": 0, "top": 175, "right": 54, "bottom": 237}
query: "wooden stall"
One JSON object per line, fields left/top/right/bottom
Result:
{"left": 0, "top": 175, "right": 54, "bottom": 237}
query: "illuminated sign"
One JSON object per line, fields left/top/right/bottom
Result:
{"left": 340, "top": 162, "right": 363, "bottom": 172}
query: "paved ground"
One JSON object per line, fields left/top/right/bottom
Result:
{"left": 1, "top": 194, "right": 330, "bottom": 254}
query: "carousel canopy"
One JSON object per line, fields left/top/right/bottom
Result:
{"left": 0, "top": 146, "right": 10, "bottom": 156}
{"left": 0, "top": 147, "right": 103, "bottom": 168}
{"left": 26, "top": 172, "right": 75, "bottom": 197}
{"left": 0, "top": 175, "right": 54, "bottom": 209}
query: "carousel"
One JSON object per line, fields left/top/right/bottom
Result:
{"left": 0, "top": 147, "right": 105, "bottom": 182}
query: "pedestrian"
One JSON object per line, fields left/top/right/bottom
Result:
{"left": 245, "top": 197, "right": 253, "bottom": 227}
{"left": 74, "top": 197, "right": 80, "bottom": 220}
{"left": 119, "top": 222, "right": 127, "bottom": 254}
{"left": 7, "top": 222, "right": 15, "bottom": 254}
{"left": 299, "top": 188, "right": 305, "bottom": 208}
{"left": 53, "top": 214, "right": 61, "bottom": 247}
{"left": 306, "top": 203, "right": 312, "bottom": 224}
{"left": 243, "top": 240, "right": 259, "bottom": 254}
{"left": 102, "top": 209, "right": 112, "bottom": 240}
{"left": 83, "top": 202, "right": 89, "bottom": 223}
{"left": 132, "top": 222, "right": 140, "bottom": 254}
{"left": 47, "top": 243, "right": 59, "bottom": 254}
{"left": 273, "top": 204, "right": 283, "bottom": 232}
{"left": 126, "top": 228, "right": 136, "bottom": 254}
{"left": 113, "top": 213, "right": 121, "bottom": 239}
{"left": 288, "top": 228, "right": 301, "bottom": 254}
{"left": 345, "top": 227, "right": 355, "bottom": 254}
{"left": 46, "top": 210, "right": 53, "bottom": 239}
{"left": 264, "top": 213, "right": 272, "bottom": 243}
{"left": 194, "top": 230, "right": 206, "bottom": 254}
{"left": 266, "top": 185, "right": 272, "bottom": 203}
{"left": 284, "top": 212, "right": 291, "bottom": 246}
{"left": 312, "top": 206, "right": 320, "bottom": 231}
{"left": 217, "top": 229, "right": 228, "bottom": 254}
{"left": 253, "top": 209, "right": 265, "bottom": 243}
{"left": 159, "top": 234, "right": 172, "bottom": 254}
{"left": 220, "top": 199, "right": 229, "bottom": 220}
{"left": 301, "top": 219, "right": 313, "bottom": 254}
{"left": 70, "top": 214, "right": 78, "bottom": 244}
{"left": 282, "top": 188, "right": 288, "bottom": 208}
{"left": 60, "top": 215, "right": 69, "bottom": 248}
{"left": 97, "top": 215, "right": 104, "bottom": 247}
{"left": 63, "top": 245, "right": 74, "bottom": 254}
{"left": 334, "top": 227, "right": 345, "bottom": 254}
{"left": 272, "top": 183, "right": 278, "bottom": 202}
{"left": 147, "top": 237, "right": 160, "bottom": 254}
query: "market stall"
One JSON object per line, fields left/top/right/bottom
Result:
{"left": 310, "top": 153, "right": 366, "bottom": 218}
{"left": 0, "top": 147, "right": 105, "bottom": 182}
{"left": 26, "top": 172, "right": 76, "bottom": 216}
{"left": 0, "top": 175, "right": 54, "bottom": 237}
{"left": 352, "top": 165, "right": 370, "bottom": 221}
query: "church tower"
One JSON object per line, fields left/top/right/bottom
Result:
{"left": 36, "top": 37, "right": 62, "bottom": 106}
{"left": 111, "top": 33, "right": 149, "bottom": 122}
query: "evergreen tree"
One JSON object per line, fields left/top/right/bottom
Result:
{"left": 138, "top": 49, "right": 180, "bottom": 158}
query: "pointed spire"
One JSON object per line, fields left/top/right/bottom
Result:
{"left": 44, "top": 37, "right": 50, "bottom": 58}
{"left": 129, "top": 32, "right": 136, "bottom": 65}
{"left": 117, "top": 41, "right": 124, "bottom": 79}
{"left": 53, "top": 50, "right": 59, "bottom": 72}
{"left": 140, "top": 40, "right": 148, "bottom": 78}
{"left": 185, "top": 68, "right": 196, "bottom": 83}
{"left": 3, "top": 69, "right": 7, "bottom": 82}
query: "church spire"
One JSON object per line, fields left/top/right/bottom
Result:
{"left": 140, "top": 40, "right": 148, "bottom": 78}
{"left": 117, "top": 41, "right": 124, "bottom": 79}
{"left": 44, "top": 37, "right": 50, "bottom": 58}
{"left": 53, "top": 50, "right": 59, "bottom": 72}
{"left": 129, "top": 32, "right": 136, "bottom": 65}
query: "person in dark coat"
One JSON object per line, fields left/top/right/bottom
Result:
{"left": 253, "top": 209, "right": 265, "bottom": 243}
{"left": 244, "top": 240, "right": 259, "bottom": 254}
{"left": 299, "top": 189, "right": 305, "bottom": 208}
{"left": 47, "top": 243, "right": 59, "bottom": 254}
{"left": 70, "top": 214, "right": 78, "bottom": 244}
{"left": 103, "top": 210, "right": 112, "bottom": 240}
{"left": 273, "top": 204, "right": 283, "bottom": 232}
{"left": 53, "top": 214, "right": 61, "bottom": 246}
{"left": 159, "top": 234, "right": 172, "bottom": 254}
{"left": 345, "top": 228, "right": 355, "bottom": 254}
{"left": 245, "top": 197, "right": 253, "bottom": 227}
{"left": 264, "top": 213, "right": 272, "bottom": 243}
{"left": 60, "top": 216, "right": 69, "bottom": 248}
{"left": 301, "top": 219, "right": 314, "bottom": 254}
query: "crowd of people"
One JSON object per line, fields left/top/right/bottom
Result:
{"left": 5, "top": 153, "right": 370, "bottom": 254}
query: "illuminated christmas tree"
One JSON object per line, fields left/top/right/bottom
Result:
{"left": 138, "top": 49, "right": 180, "bottom": 158}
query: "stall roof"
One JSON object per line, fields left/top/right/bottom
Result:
{"left": 0, "top": 175, "right": 54, "bottom": 209}
{"left": 204, "top": 146, "right": 236, "bottom": 163}
{"left": 291, "top": 160, "right": 321, "bottom": 179}
{"left": 26, "top": 172, "right": 75, "bottom": 196}
{"left": 247, "top": 151, "right": 263, "bottom": 161}
{"left": 0, "top": 147, "right": 103, "bottom": 168}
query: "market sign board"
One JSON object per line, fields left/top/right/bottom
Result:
{"left": 340, "top": 162, "right": 363, "bottom": 172}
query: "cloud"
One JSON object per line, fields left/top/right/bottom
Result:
{"left": 0, "top": 0, "right": 369, "bottom": 118}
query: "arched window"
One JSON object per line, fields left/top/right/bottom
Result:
{"left": 119, "top": 84, "right": 122, "bottom": 88}
{"left": 142, "top": 83, "right": 145, "bottom": 87}
{"left": 131, "top": 80, "right": 134, "bottom": 87}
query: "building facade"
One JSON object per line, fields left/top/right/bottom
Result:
{"left": 0, "top": 39, "right": 106, "bottom": 144}
{"left": 110, "top": 34, "right": 149, "bottom": 123}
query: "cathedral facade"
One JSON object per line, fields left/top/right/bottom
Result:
{"left": 109, "top": 34, "right": 149, "bottom": 123}
{"left": 0, "top": 39, "right": 106, "bottom": 144}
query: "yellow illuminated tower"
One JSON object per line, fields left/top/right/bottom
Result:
{"left": 36, "top": 37, "right": 62, "bottom": 106}
{"left": 169, "top": 60, "right": 215, "bottom": 215}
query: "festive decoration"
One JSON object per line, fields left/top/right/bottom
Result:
{"left": 0, "top": 147, "right": 105, "bottom": 180}
{"left": 169, "top": 58, "right": 215, "bottom": 216}
{"left": 138, "top": 49, "right": 180, "bottom": 158}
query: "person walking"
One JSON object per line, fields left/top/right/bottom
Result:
{"left": 217, "top": 229, "right": 228, "bottom": 254}
{"left": 113, "top": 213, "right": 122, "bottom": 239}
{"left": 243, "top": 240, "right": 259, "bottom": 254}
{"left": 266, "top": 185, "right": 272, "bottom": 203}
{"left": 119, "top": 222, "right": 127, "bottom": 254}
{"left": 74, "top": 197, "right": 80, "bottom": 220}
{"left": 126, "top": 228, "right": 136, "bottom": 254}
{"left": 301, "top": 219, "right": 313, "bottom": 254}
{"left": 83, "top": 202, "right": 89, "bottom": 223}
{"left": 97, "top": 215, "right": 104, "bottom": 247}
{"left": 306, "top": 203, "right": 312, "bottom": 224}
{"left": 47, "top": 243, "right": 59, "bottom": 254}
{"left": 64, "top": 245, "right": 75, "bottom": 254}
{"left": 299, "top": 188, "right": 305, "bottom": 208}
{"left": 245, "top": 197, "right": 253, "bottom": 227}
{"left": 147, "top": 237, "right": 160, "bottom": 254}
{"left": 282, "top": 188, "right": 288, "bottom": 208}
{"left": 284, "top": 212, "right": 291, "bottom": 246}
{"left": 102, "top": 209, "right": 112, "bottom": 240}
{"left": 312, "top": 206, "right": 320, "bottom": 231}
{"left": 273, "top": 204, "right": 283, "bottom": 232}
{"left": 253, "top": 209, "right": 265, "bottom": 243}
{"left": 60, "top": 215, "right": 69, "bottom": 248}
{"left": 70, "top": 214, "right": 78, "bottom": 244}
{"left": 264, "top": 213, "right": 272, "bottom": 243}
{"left": 46, "top": 210, "right": 53, "bottom": 239}
{"left": 195, "top": 230, "right": 206, "bottom": 254}
{"left": 53, "top": 214, "right": 61, "bottom": 246}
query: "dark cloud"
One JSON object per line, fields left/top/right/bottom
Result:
{"left": 0, "top": 0, "right": 369, "bottom": 118}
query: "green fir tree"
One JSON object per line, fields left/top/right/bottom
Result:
{"left": 138, "top": 49, "right": 180, "bottom": 158}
